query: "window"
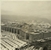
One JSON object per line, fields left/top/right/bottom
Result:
{"left": 43, "top": 46, "right": 48, "bottom": 50}
{"left": 10, "top": 28, "right": 11, "bottom": 32}
{"left": 12, "top": 28, "right": 14, "bottom": 33}
{"left": 26, "top": 34, "right": 29, "bottom": 40}
{"left": 6, "top": 27, "right": 8, "bottom": 31}
{"left": 15, "top": 29, "right": 16, "bottom": 33}
{"left": 5, "top": 27, "right": 6, "bottom": 31}
{"left": 18, "top": 30, "right": 19, "bottom": 34}
{"left": 15, "top": 48, "right": 19, "bottom": 50}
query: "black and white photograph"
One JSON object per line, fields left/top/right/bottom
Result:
{"left": 1, "top": 0, "right": 51, "bottom": 50}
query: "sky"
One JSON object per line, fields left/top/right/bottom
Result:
{"left": 1, "top": 1, "right": 51, "bottom": 20}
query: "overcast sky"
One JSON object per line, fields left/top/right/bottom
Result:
{"left": 1, "top": 1, "right": 51, "bottom": 20}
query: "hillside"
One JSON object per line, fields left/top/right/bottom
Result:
{"left": 1, "top": 15, "right": 51, "bottom": 24}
